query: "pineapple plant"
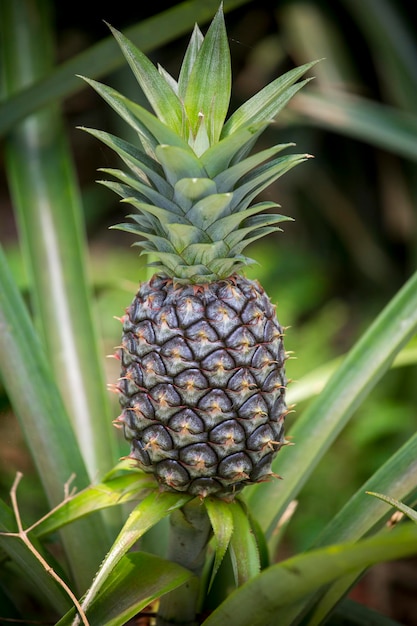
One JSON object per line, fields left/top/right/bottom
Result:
{"left": 3, "top": 4, "right": 417, "bottom": 625}
{"left": 81, "top": 7, "right": 315, "bottom": 500}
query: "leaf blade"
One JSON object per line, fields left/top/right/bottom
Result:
{"left": 246, "top": 268, "right": 417, "bottom": 539}
{"left": 202, "top": 523, "right": 417, "bottom": 626}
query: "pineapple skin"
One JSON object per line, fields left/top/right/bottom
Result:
{"left": 116, "top": 273, "right": 288, "bottom": 498}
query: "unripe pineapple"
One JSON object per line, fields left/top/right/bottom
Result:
{"left": 82, "top": 7, "right": 314, "bottom": 498}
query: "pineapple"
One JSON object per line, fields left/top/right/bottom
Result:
{"left": 82, "top": 8, "right": 314, "bottom": 499}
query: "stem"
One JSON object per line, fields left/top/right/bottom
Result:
{"left": 0, "top": 473, "right": 90, "bottom": 626}
{"left": 157, "top": 501, "right": 212, "bottom": 626}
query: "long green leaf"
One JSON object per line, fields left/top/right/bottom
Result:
{"left": 366, "top": 492, "right": 417, "bottom": 523}
{"left": 178, "top": 23, "right": 204, "bottom": 98}
{"left": 183, "top": 5, "right": 231, "bottom": 144}
{"left": 229, "top": 500, "right": 260, "bottom": 586}
{"left": 107, "top": 24, "right": 184, "bottom": 135}
{"left": 56, "top": 552, "right": 192, "bottom": 626}
{"left": 0, "top": 0, "right": 253, "bottom": 137}
{"left": 344, "top": 0, "right": 417, "bottom": 112}
{"left": 0, "top": 245, "right": 106, "bottom": 590}
{"left": 222, "top": 61, "right": 319, "bottom": 136}
{"left": 202, "top": 523, "right": 417, "bottom": 626}
{"left": 331, "top": 598, "right": 404, "bottom": 626}
{"left": 300, "top": 431, "right": 417, "bottom": 625}
{"left": 1, "top": 0, "right": 116, "bottom": 485}
{"left": 204, "top": 498, "right": 234, "bottom": 589}
{"left": 34, "top": 470, "right": 155, "bottom": 539}
{"left": 287, "top": 338, "right": 417, "bottom": 406}
{"left": 246, "top": 268, "right": 417, "bottom": 537}
{"left": 317, "top": 433, "right": 417, "bottom": 546}
{"left": 78, "top": 490, "right": 192, "bottom": 617}
{"left": 293, "top": 90, "right": 417, "bottom": 161}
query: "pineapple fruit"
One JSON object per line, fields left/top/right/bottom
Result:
{"left": 82, "top": 7, "right": 314, "bottom": 499}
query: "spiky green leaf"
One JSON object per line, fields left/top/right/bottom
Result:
{"left": 82, "top": 127, "right": 170, "bottom": 194}
{"left": 230, "top": 153, "right": 311, "bottom": 211}
{"left": 203, "top": 523, "right": 417, "bottom": 626}
{"left": 76, "top": 490, "right": 192, "bottom": 618}
{"left": 79, "top": 78, "right": 158, "bottom": 154}
{"left": 107, "top": 23, "right": 184, "bottom": 135}
{"left": 204, "top": 498, "right": 234, "bottom": 590}
{"left": 168, "top": 222, "right": 207, "bottom": 251}
{"left": 156, "top": 144, "right": 207, "bottom": 186}
{"left": 222, "top": 61, "right": 319, "bottom": 137}
{"left": 174, "top": 178, "right": 217, "bottom": 210}
{"left": 183, "top": 6, "right": 231, "bottom": 144}
{"left": 184, "top": 241, "right": 229, "bottom": 266}
{"left": 201, "top": 123, "right": 268, "bottom": 177}
{"left": 206, "top": 202, "right": 282, "bottom": 240}
{"left": 214, "top": 142, "right": 295, "bottom": 192}
{"left": 186, "top": 193, "right": 233, "bottom": 230}
{"left": 178, "top": 23, "right": 204, "bottom": 99}
{"left": 229, "top": 500, "right": 261, "bottom": 586}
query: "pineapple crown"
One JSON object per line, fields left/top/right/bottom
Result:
{"left": 80, "top": 6, "right": 316, "bottom": 283}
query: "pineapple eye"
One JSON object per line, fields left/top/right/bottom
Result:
{"left": 241, "top": 377, "right": 256, "bottom": 391}
{"left": 254, "top": 404, "right": 267, "bottom": 418}
{"left": 184, "top": 298, "right": 196, "bottom": 315}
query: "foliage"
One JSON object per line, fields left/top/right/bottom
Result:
{"left": 1, "top": 1, "right": 417, "bottom": 625}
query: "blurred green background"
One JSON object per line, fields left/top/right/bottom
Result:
{"left": 1, "top": 0, "right": 416, "bottom": 572}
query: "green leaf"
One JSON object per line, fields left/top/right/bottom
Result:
{"left": 1, "top": 1, "right": 116, "bottom": 488}
{"left": 174, "top": 177, "right": 217, "bottom": 210}
{"left": 293, "top": 89, "right": 417, "bottom": 162}
{"left": 77, "top": 490, "right": 192, "bottom": 617}
{"left": 228, "top": 500, "right": 260, "bottom": 586}
{"left": 201, "top": 123, "right": 268, "bottom": 177}
{"left": 366, "top": 492, "right": 417, "bottom": 523}
{"left": 207, "top": 202, "right": 284, "bottom": 240}
{"left": 213, "top": 142, "right": 295, "bottom": 191}
{"left": 100, "top": 168, "right": 179, "bottom": 213}
{"left": 0, "top": 246, "right": 106, "bottom": 589}
{"left": 186, "top": 193, "right": 233, "bottom": 231}
{"left": 287, "top": 338, "right": 417, "bottom": 406}
{"left": 222, "top": 61, "right": 319, "bottom": 137}
{"left": 331, "top": 598, "right": 404, "bottom": 626}
{"left": 169, "top": 223, "right": 207, "bottom": 251}
{"left": 124, "top": 96, "right": 192, "bottom": 152}
{"left": 204, "top": 498, "right": 234, "bottom": 589}
{"left": 305, "top": 431, "right": 417, "bottom": 626}
{"left": 33, "top": 471, "right": 155, "bottom": 539}
{"left": 202, "top": 523, "right": 417, "bottom": 626}
{"left": 246, "top": 267, "right": 417, "bottom": 539}
{"left": 178, "top": 23, "right": 204, "bottom": 99}
{"left": 125, "top": 199, "right": 187, "bottom": 227}
{"left": 230, "top": 153, "right": 311, "bottom": 211}
{"left": 108, "top": 23, "right": 184, "bottom": 136}
{"left": 56, "top": 552, "right": 192, "bottom": 626}
{"left": 155, "top": 144, "right": 207, "bottom": 186}
{"left": 184, "top": 5, "right": 231, "bottom": 144}
{"left": 184, "top": 241, "right": 229, "bottom": 266}
{"left": 82, "top": 127, "right": 170, "bottom": 195}
{"left": 81, "top": 78, "right": 191, "bottom": 154}
{"left": 79, "top": 78, "right": 158, "bottom": 154}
